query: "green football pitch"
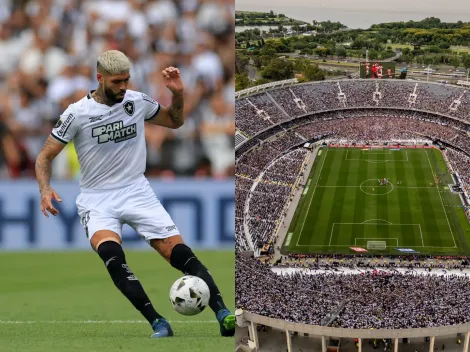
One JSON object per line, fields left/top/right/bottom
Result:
{"left": 282, "top": 148, "right": 470, "bottom": 256}
{"left": 0, "top": 250, "right": 234, "bottom": 352}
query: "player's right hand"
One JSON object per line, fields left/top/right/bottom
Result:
{"left": 40, "top": 188, "right": 62, "bottom": 218}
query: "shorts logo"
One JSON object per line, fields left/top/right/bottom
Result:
{"left": 92, "top": 120, "right": 137, "bottom": 144}
{"left": 123, "top": 100, "right": 135, "bottom": 116}
{"left": 56, "top": 114, "right": 74, "bottom": 137}
{"left": 81, "top": 211, "right": 90, "bottom": 238}
{"left": 166, "top": 225, "right": 177, "bottom": 232}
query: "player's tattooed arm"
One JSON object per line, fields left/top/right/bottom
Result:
{"left": 146, "top": 66, "right": 185, "bottom": 129}
{"left": 36, "top": 136, "right": 65, "bottom": 217}
{"left": 168, "top": 92, "right": 184, "bottom": 127}
{"left": 36, "top": 138, "right": 57, "bottom": 192}
{"left": 146, "top": 93, "right": 185, "bottom": 129}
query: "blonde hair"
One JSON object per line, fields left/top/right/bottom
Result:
{"left": 97, "top": 50, "right": 131, "bottom": 75}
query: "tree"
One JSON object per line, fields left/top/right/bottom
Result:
{"left": 336, "top": 46, "right": 347, "bottom": 58}
{"left": 259, "top": 45, "right": 276, "bottom": 56}
{"left": 450, "top": 56, "right": 461, "bottom": 68}
{"left": 315, "top": 47, "right": 330, "bottom": 57}
{"left": 235, "top": 74, "right": 250, "bottom": 91}
{"left": 439, "top": 42, "right": 450, "bottom": 49}
{"left": 235, "top": 52, "right": 250, "bottom": 74}
{"left": 462, "top": 54, "right": 470, "bottom": 69}
{"left": 300, "top": 48, "right": 314, "bottom": 55}
{"left": 261, "top": 58, "right": 294, "bottom": 80}
{"left": 293, "top": 58, "right": 310, "bottom": 71}
{"left": 428, "top": 45, "right": 441, "bottom": 53}
{"left": 303, "top": 63, "right": 325, "bottom": 81}
{"left": 368, "top": 50, "right": 379, "bottom": 60}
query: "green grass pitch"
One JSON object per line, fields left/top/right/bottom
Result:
{"left": 0, "top": 250, "right": 234, "bottom": 352}
{"left": 282, "top": 148, "right": 470, "bottom": 256}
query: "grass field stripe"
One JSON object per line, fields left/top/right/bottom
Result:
{"left": 0, "top": 320, "right": 218, "bottom": 324}
{"left": 425, "top": 150, "right": 457, "bottom": 247}
{"left": 297, "top": 149, "right": 328, "bottom": 245}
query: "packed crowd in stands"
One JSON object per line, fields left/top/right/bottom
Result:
{"left": 274, "top": 253, "right": 470, "bottom": 270}
{"left": 235, "top": 80, "right": 470, "bottom": 137}
{"left": 445, "top": 149, "right": 470, "bottom": 203}
{"left": 235, "top": 148, "right": 308, "bottom": 250}
{"left": 0, "top": 0, "right": 235, "bottom": 179}
{"left": 236, "top": 253, "right": 470, "bottom": 328}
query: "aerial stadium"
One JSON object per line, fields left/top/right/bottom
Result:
{"left": 234, "top": 79, "right": 470, "bottom": 352}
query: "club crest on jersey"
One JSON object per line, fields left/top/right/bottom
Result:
{"left": 92, "top": 120, "right": 137, "bottom": 144}
{"left": 123, "top": 100, "right": 134, "bottom": 116}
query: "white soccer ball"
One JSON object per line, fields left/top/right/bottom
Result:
{"left": 169, "top": 275, "right": 210, "bottom": 316}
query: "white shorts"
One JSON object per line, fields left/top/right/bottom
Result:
{"left": 76, "top": 176, "right": 180, "bottom": 243}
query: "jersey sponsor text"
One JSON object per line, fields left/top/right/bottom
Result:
{"left": 92, "top": 121, "right": 137, "bottom": 144}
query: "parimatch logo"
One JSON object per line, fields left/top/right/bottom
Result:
{"left": 92, "top": 121, "right": 137, "bottom": 144}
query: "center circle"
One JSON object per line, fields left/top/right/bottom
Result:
{"left": 360, "top": 179, "right": 394, "bottom": 196}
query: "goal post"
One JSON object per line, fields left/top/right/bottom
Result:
{"left": 367, "top": 241, "right": 387, "bottom": 250}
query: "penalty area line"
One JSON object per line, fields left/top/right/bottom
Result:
{"left": 0, "top": 320, "right": 218, "bottom": 324}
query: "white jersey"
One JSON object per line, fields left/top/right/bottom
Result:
{"left": 51, "top": 89, "right": 160, "bottom": 190}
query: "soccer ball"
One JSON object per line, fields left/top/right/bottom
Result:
{"left": 169, "top": 275, "right": 210, "bottom": 316}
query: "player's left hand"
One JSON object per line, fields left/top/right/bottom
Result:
{"left": 162, "top": 67, "right": 184, "bottom": 95}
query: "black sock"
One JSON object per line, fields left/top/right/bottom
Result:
{"left": 97, "top": 241, "right": 162, "bottom": 325}
{"left": 170, "top": 243, "right": 228, "bottom": 314}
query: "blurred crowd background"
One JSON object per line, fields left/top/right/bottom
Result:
{"left": 0, "top": 0, "right": 235, "bottom": 180}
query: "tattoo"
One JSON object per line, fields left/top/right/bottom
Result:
{"left": 92, "top": 85, "right": 114, "bottom": 107}
{"left": 168, "top": 92, "right": 184, "bottom": 128}
{"left": 162, "top": 237, "right": 173, "bottom": 245}
{"left": 35, "top": 138, "right": 59, "bottom": 195}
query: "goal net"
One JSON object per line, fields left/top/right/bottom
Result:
{"left": 367, "top": 241, "right": 387, "bottom": 250}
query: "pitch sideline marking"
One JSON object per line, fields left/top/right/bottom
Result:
{"left": 425, "top": 150, "right": 457, "bottom": 248}
{"left": 297, "top": 149, "right": 328, "bottom": 246}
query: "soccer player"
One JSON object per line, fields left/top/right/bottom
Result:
{"left": 34, "top": 50, "right": 235, "bottom": 338}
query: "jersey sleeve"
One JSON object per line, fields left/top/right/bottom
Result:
{"left": 51, "top": 105, "right": 80, "bottom": 144}
{"left": 141, "top": 93, "right": 161, "bottom": 121}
